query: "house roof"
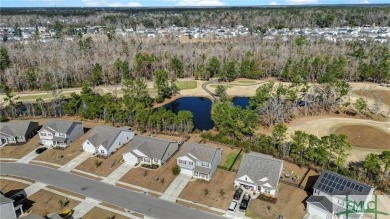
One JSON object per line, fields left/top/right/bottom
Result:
{"left": 0, "top": 194, "right": 14, "bottom": 204}
{"left": 306, "top": 195, "right": 333, "bottom": 213}
{"left": 313, "top": 170, "right": 373, "bottom": 197}
{"left": 178, "top": 142, "right": 220, "bottom": 163}
{"left": 126, "top": 136, "right": 178, "bottom": 162}
{"left": 236, "top": 152, "right": 283, "bottom": 189}
{"left": 86, "top": 126, "right": 132, "bottom": 151}
{"left": 0, "top": 121, "right": 38, "bottom": 137}
{"left": 41, "top": 120, "right": 82, "bottom": 135}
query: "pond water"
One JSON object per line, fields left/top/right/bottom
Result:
{"left": 162, "top": 96, "right": 250, "bottom": 131}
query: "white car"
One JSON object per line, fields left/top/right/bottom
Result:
{"left": 228, "top": 200, "right": 238, "bottom": 214}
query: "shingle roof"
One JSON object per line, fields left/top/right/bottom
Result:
{"left": 0, "top": 121, "right": 38, "bottom": 137}
{"left": 0, "top": 194, "right": 14, "bottom": 204}
{"left": 41, "top": 120, "right": 82, "bottom": 135}
{"left": 306, "top": 195, "right": 333, "bottom": 212}
{"left": 236, "top": 152, "right": 283, "bottom": 189}
{"left": 86, "top": 126, "right": 132, "bottom": 151}
{"left": 127, "top": 136, "right": 178, "bottom": 162}
{"left": 313, "top": 170, "right": 373, "bottom": 196}
{"left": 178, "top": 142, "right": 220, "bottom": 163}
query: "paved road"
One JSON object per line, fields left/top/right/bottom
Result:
{"left": 0, "top": 163, "right": 222, "bottom": 219}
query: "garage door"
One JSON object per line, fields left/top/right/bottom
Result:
{"left": 180, "top": 168, "right": 193, "bottom": 176}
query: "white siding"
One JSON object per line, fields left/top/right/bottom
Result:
{"left": 82, "top": 140, "right": 96, "bottom": 153}
{"left": 123, "top": 152, "right": 139, "bottom": 165}
{"left": 307, "top": 203, "right": 331, "bottom": 219}
{"left": 97, "top": 145, "right": 108, "bottom": 155}
{"left": 177, "top": 156, "right": 195, "bottom": 170}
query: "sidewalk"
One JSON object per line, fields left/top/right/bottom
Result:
{"left": 71, "top": 197, "right": 101, "bottom": 219}
{"left": 59, "top": 152, "right": 92, "bottom": 172}
{"left": 17, "top": 150, "right": 40, "bottom": 163}
{"left": 160, "top": 174, "right": 191, "bottom": 202}
{"left": 101, "top": 162, "right": 134, "bottom": 185}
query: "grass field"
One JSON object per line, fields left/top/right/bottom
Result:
{"left": 176, "top": 81, "right": 197, "bottom": 90}
{"left": 236, "top": 80, "right": 257, "bottom": 84}
{"left": 225, "top": 153, "right": 236, "bottom": 168}
{"left": 209, "top": 84, "right": 233, "bottom": 88}
{"left": 334, "top": 125, "right": 390, "bottom": 149}
{"left": 354, "top": 90, "right": 390, "bottom": 106}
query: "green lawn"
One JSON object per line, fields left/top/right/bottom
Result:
{"left": 175, "top": 81, "right": 197, "bottom": 90}
{"left": 236, "top": 80, "right": 257, "bottom": 84}
{"left": 225, "top": 153, "right": 236, "bottom": 169}
{"left": 17, "top": 93, "right": 72, "bottom": 102}
{"left": 231, "top": 152, "right": 243, "bottom": 171}
{"left": 209, "top": 84, "right": 233, "bottom": 88}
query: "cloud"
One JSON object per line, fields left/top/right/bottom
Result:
{"left": 82, "top": 0, "right": 142, "bottom": 7}
{"left": 176, "top": 0, "right": 225, "bottom": 6}
{"left": 269, "top": 1, "right": 279, "bottom": 5}
{"left": 284, "top": 0, "right": 318, "bottom": 4}
{"left": 360, "top": 0, "right": 369, "bottom": 3}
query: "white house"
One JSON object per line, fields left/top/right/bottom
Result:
{"left": 306, "top": 170, "right": 374, "bottom": 219}
{"left": 39, "top": 120, "right": 84, "bottom": 148}
{"left": 234, "top": 152, "right": 283, "bottom": 196}
{"left": 123, "top": 136, "right": 178, "bottom": 166}
{"left": 82, "top": 126, "right": 134, "bottom": 156}
{"left": 177, "top": 142, "right": 221, "bottom": 181}
{"left": 0, "top": 121, "right": 39, "bottom": 146}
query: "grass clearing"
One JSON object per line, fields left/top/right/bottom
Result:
{"left": 225, "top": 153, "right": 236, "bottom": 169}
{"left": 236, "top": 80, "right": 257, "bottom": 84}
{"left": 334, "top": 125, "right": 390, "bottom": 149}
{"left": 176, "top": 81, "right": 197, "bottom": 90}
{"left": 353, "top": 89, "right": 390, "bottom": 106}
{"left": 209, "top": 84, "right": 233, "bottom": 88}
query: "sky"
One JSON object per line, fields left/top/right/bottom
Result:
{"left": 0, "top": 0, "right": 389, "bottom": 7}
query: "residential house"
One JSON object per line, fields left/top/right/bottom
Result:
{"left": 0, "top": 121, "right": 39, "bottom": 146}
{"left": 234, "top": 152, "right": 283, "bottom": 196}
{"left": 123, "top": 136, "right": 178, "bottom": 166}
{"left": 39, "top": 120, "right": 84, "bottom": 147}
{"left": 82, "top": 126, "right": 134, "bottom": 156}
{"left": 306, "top": 170, "right": 374, "bottom": 219}
{"left": 176, "top": 142, "right": 221, "bottom": 181}
{"left": 0, "top": 194, "right": 23, "bottom": 218}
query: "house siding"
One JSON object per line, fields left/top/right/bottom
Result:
{"left": 123, "top": 152, "right": 139, "bottom": 165}
{"left": 210, "top": 148, "right": 221, "bottom": 177}
{"left": 307, "top": 203, "right": 331, "bottom": 219}
{"left": 82, "top": 140, "right": 96, "bottom": 153}
{"left": 107, "top": 131, "right": 134, "bottom": 154}
{"left": 0, "top": 202, "right": 16, "bottom": 219}
{"left": 67, "top": 123, "right": 84, "bottom": 145}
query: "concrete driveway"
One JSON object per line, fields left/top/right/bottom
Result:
{"left": 0, "top": 162, "right": 222, "bottom": 219}
{"left": 17, "top": 149, "right": 41, "bottom": 163}
{"left": 59, "top": 151, "right": 91, "bottom": 172}
{"left": 160, "top": 173, "right": 192, "bottom": 202}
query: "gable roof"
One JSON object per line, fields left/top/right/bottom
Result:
{"left": 127, "top": 136, "right": 178, "bottom": 162}
{"left": 236, "top": 152, "right": 283, "bottom": 189}
{"left": 0, "top": 121, "right": 38, "bottom": 137}
{"left": 41, "top": 120, "right": 82, "bottom": 135}
{"left": 306, "top": 195, "right": 333, "bottom": 213}
{"left": 86, "top": 126, "right": 133, "bottom": 151}
{"left": 178, "top": 142, "right": 220, "bottom": 163}
{"left": 0, "top": 194, "right": 14, "bottom": 204}
{"left": 313, "top": 170, "right": 373, "bottom": 196}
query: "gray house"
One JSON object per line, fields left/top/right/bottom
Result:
{"left": 234, "top": 152, "right": 283, "bottom": 196}
{"left": 0, "top": 121, "right": 39, "bottom": 146}
{"left": 306, "top": 170, "right": 374, "bottom": 219}
{"left": 39, "top": 120, "right": 84, "bottom": 147}
{"left": 0, "top": 194, "right": 23, "bottom": 218}
{"left": 177, "top": 142, "right": 221, "bottom": 181}
{"left": 122, "top": 136, "right": 179, "bottom": 166}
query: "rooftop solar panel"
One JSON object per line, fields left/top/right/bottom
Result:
{"left": 342, "top": 180, "right": 347, "bottom": 185}
{"left": 325, "top": 179, "right": 329, "bottom": 185}
{"left": 331, "top": 175, "right": 336, "bottom": 181}
{"left": 336, "top": 184, "right": 341, "bottom": 190}
{"left": 327, "top": 180, "right": 332, "bottom": 186}
{"left": 324, "top": 173, "right": 328, "bottom": 178}
{"left": 350, "top": 183, "right": 355, "bottom": 188}
{"left": 358, "top": 186, "right": 363, "bottom": 192}
{"left": 340, "top": 185, "right": 345, "bottom": 191}
{"left": 325, "top": 186, "right": 330, "bottom": 192}
{"left": 329, "top": 188, "right": 334, "bottom": 193}
{"left": 354, "top": 185, "right": 359, "bottom": 190}
{"left": 318, "top": 183, "right": 323, "bottom": 189}
{"left": 321, "top": 178, "right": 325, "bottom": 183}
{"left": 332, "top": 182, "right": 337, "bottom": 188}
{"left": 346, "top": 181, "right": 351, "bottom": 187}
{"left": 321, "top": 184, "right": 327, "bottom": 190}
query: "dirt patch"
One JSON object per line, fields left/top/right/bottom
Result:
{"left": 120, "top": 153, "right": 179, "bottom": 193}
{"left": 24, "top": 190, "right": 80, "bottom": 217}
{"left": 300, "top": 169, "right": 319, "bottom": 191}
{"left": 0, "top": 135, "right": 40, "bottom": 159}
{"left": 334, "top": 125, "right": 390, "bottom": 149}
{"left": 177, "top": 200, "right": 225, "bottom": 216}
{"left": 75, "top": 146, "right": 127, "bottom": 177}
{"left": 281, "top": 161, "right": 309, "bottom": 185}
{"left": 70, "top": 170, "right": 103, "bottom": 181}
{"left": 82, "top": 207, "right": 129, "bottom": 219}
{"left": 0, "top": 179, "right": 30, "bottom": 197}
{"left": 246, "top": 184, "right": 308, "bottom": 219}
{"left": 354, "top": 89, "right": 390, "bottom": 106}
{"left": 179, "top": 169, "right": 237, "bottom": 209}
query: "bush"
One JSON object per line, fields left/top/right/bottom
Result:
{"left": 141, "top": 163, "right": 160, "bottom": 169}
{"left": 204, "top": 188, "right": 209, "bottom": 196}
{"left": 258, "top": 194, "right": 277, "bottom": 204}
{"left": 0, "top": 116, "right": 9, "bottom": 122}
{"left": 155, "top": 95, "right": 164, "bottom": 103}
{"left": 172, "top": 165, "right": 181, "bottom": 176}
{"left": 94, "top": 160, "right": 102, "bottom": 167}
{"left": 219, "top": 189, "right": 225, "bottom": 196}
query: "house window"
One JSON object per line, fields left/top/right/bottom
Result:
{"left": 153, "top": 158, "right": 159, "bottom": 163}
{"left": 245, "top": 177, "right": 248, "bottom": 181}
{"left": 100, "top": 149, "right": 105, "bottom": 154}
{"left": 48, "top": 133, "right": 52, "bottom": 136}
{"left": 59, "top": 133, "right": 65, "bottom": 137}
{"left": 179, "top": 159, "right": 186, "bottom": 165}
{"left": 189, "top": 161, "right": 193, "bottom": 165}
{"left": 119, "top": 142, "right": 121, "bottom": 145}
{"left": 87, "top": 142, "right": 90, "bottom": 145}
{"left": 194, "top": 172, "right": 198, "bottom": 176}
{"left": 264, "top": 188, "right": 271, "bottom": 194}
{"left": 144, "top": 158, "right": 150, "bottom": 163}
{"left": 201, "top": 162, "right": 208, "bottom": 167}
{"left": 40, "top": 133, "right": 47, "bottom": 136}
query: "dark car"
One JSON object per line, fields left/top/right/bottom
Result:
{"left": 11, "top": 193, "right": 26, "bottom": 203}
{"left": 233, "top": 188, "right": 243, "bottom": 200}
{"left": 35, "top": 147, "right": 47, "bottom": 154}
{"left": 239, "top": 193, "right": 251, "bottom": 211}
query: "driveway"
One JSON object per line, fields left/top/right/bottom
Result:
{"left": 17, "top": 149, "right": 40, "bottom": 163}
{"left": 160, "top": 173, "right": 191, "bottom": 202}
{"left": 0, "top": 162, "right": 222, "bottom": 219}
{"left": 59, "top": 152, "right": 92, "bottom": 172}
{"left": 101, "top": 162, "right": 134, "bottom": 185}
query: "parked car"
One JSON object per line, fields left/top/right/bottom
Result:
{"left": 35, "top": 147, "right": 47, "bottom": 154}
{"left": 11, "top": 193, "right": 26, "bottom": 203}
{"left": 228, "top": 200, "right": 238, "bottom": 214}
{"left": 239, "top": 193, "right": 251, "bottom": 211}
{"left": 233, "top": 188, "right": 243, "bottom": 200}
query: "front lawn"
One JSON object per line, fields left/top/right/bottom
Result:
{"left": 176, "top": 81, "right": 197, "bottom": 90}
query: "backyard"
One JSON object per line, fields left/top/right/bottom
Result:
{"left": 206, "top": 142, "right": 241, "bottom": 170}
{"left": 119, "top": 153, "right": 180, "bottom": 193}
{"left": 179, "top": 169, "right": 237, "bottom": 209}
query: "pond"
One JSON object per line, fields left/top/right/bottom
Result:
{"left": 161, "top": 96, "right": 250, "bottom": 131}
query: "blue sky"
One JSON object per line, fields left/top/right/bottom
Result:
{"left": 1, "top": 0, "right": 389, "bottom": 7}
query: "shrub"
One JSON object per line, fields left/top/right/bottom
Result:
{"left": 161, "top": 178, "right": 165, "bottom": 184}
{"left": 219, "top": 189, "right": 225, "bottom": 196}
{"left": 94, "top": 160, "right": 102, "bottom": 167}
{"left": 204, "top": 188, "right": 209, "bottom": 196}
{"left": 0, "top": 116, "right": 9, "bottom": 122}
{"left": 141, "top": 164, "right": 159, "bottom": 169}
{"left": 155, "top": 95, "right": 164, "bottom": 103}
{"left": 258, "top": 194, "right": 277, "bottom": 204}
{"left": 172, "top": 165, "right": 181, "bottom": 176}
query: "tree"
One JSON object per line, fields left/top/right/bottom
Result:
{"left": 380, "top": 151, "right": 390, "bottom": 172}
{"left": 321, "top": 134, "right": 352, "bottom": 169}
{"left": 0, "top": 47, "right": 11, "bottom": 71}
{"left": 91, "top": 63, "right": 103, "bottom": 86}
{"left": 154, "top": 69, "right": 172, "bottom": 100}
{"left": 220, "top": 61, "right": 237, "bottom": 82}
{"left": 290, "top": 130, "right": 308, "bottom": 162}
{"left": 207, "top": 56, "right": 221, "bottom": 78}
{"left": 354, "top": 98, "right": 367, "bottom": 114}
{"left": 171, "top": 56, "right": 184, "bottom": 78}
{"left": 363, "top": 153, "right": 381, "bottom": 178}
{"left": 176, "top": 110, "right": 194, "bottom": 135}
{"left": 272, "top": 123, "right": 288, "bottom": 156}
{"left": 172, "top": 165, "right": 180, "bottom": 176}
{"left": 215, "top": 85, "right": 228, "bottom": 102}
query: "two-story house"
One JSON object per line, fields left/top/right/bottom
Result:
{"left": 234, "top": 152, "right": 283, "bottom": 196}
{"left": 306, "top": 170, "right": 374, "bottom": 219}
{"left": 82, "top": 126, "right": 134, "bottom": 157}
{"left": 0, "top": 121, "right": 39, "bottom": 146}
{"left": 122, "top": 136, "right": 178, "bottom": 166}
{"left": 39, "top": 120, "right": 84, "bottom": 147}
{"left": 176, "top": 142, "right": 221, "bottom": 181}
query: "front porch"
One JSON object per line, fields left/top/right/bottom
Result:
{"left": 193, "top": 171, "right": 210, "bottom": 181}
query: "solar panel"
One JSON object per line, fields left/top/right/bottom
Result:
{"left": 350, "top": 183, "right": 355, "bottom": 188}
{"left": 336, "top": 184, "right": 341, "bottom": 190}
{"left": 329, "top": 188, "right": 334, "bottom": 193}
{"left": 358, "top": 186, "right": 363, "bottom": 192}
{"left": 318, "top": 183, "right": 323, "bottom": 188}
{"left": 346, "top": 181, "right": 351, "bottom": 187}
{"left": 340, "top": 185, "right": 345, "bottom": 191}
{"left": 342, "top": 180, "right": 347, "bottom": 185}
{"left": 325, "top": 179, "right": 329, "bottom": 185}
{"left": 331, "top": 175, "right": 336, "bottom": 181}
{"left": 321, "top": 184, "right": 327, "bottom": 190}
{"left": 321, "top": 178, "right": 325, "bottom": 183}
{"left": 324, "top": 173, "right": 328, "bottom": 178}
{"left": 354, "top": 185, "right": 359, "bottom": 190}
{"left": 332, "top": 182, "right": 337, "bottom": 188}
{"left": 325, "top": 186, "right": 330, "bottom": 192}
{"left": 338, "top": 178, "right": 343, "bottom": 183}
{"left": 327, "top": 180, "right": 332, "bottom": 186}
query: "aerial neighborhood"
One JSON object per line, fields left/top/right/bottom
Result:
{"left": 1, "top": 5, "right": 390, "bottom": 219}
